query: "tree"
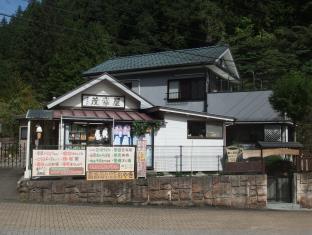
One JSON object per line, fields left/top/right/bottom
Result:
{"left": 269, "top": 72, "right": 312, "bottom": 123}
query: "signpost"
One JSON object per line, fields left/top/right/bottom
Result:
{"left": 32, "top": 150, "right": 85, "bottom": 177}
{"left": 136, "top": 139, "right": 147, "bottom": 178}
{"left": 86, "top": 146, "right": 135, "bottom": 180}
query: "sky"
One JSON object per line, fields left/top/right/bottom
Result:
{"left": 0, "top": 0, "right": 28, "bottom": 20}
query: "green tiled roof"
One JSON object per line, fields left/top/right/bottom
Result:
{"left": 83, "top": 45, "right": 228, "bottom": 75}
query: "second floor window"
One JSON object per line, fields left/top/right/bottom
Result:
{"left": 167, "top": 78, "right": 205, "bottom": 101}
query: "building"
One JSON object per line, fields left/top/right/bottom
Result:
{"left": 83, "top": 45, "right": 294, "bottom": 147}
{"left": 21, "top": 45, "right": 294, "bottom": 178}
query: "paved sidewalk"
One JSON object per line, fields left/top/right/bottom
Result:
{"left": 0, "top": 202, "right": 311, "bottom": 235}
{"left": 0, "top": 168, "right": 23, "bottom": 201}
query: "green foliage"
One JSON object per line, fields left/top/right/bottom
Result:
{"left": 0, "top": 0, "right": 311, "bottom": 138}
{"left": 269, "top": 72, "right": 312, "bottom": 123}
{"left": 132, "top": 121, "right": 161, "bottom": 137}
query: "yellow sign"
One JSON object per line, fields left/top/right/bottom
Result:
{"left": 226, "top": 146, "right": 240, "bottom": 162}
{"left": 86, "top": 171, "right": 134, "bottom": 181}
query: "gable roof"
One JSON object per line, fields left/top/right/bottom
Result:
{"left": 207, "top": 90, "right": 291, "bottom": 123}
{"left": 46, "top": 73, "right": 153, "bottom": 109}
{"left": 83, "top": 45, "right": 231, "bottom": 76}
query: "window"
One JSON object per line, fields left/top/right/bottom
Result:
{"left": 20, "top": 127, "right": 28, "bottom": 140}
{"left": 187, "top": 121, "right": 223, "bottom": 139}
{"left": 123, "top": 82, "right": 132, "bottom": 90}
{"left": 168, "top": 78, "right": 205, "bottom": 101}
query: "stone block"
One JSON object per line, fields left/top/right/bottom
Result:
{"left": 204, "top": 190, "right": 213, "bottom": 199}
{"left": 65, "top": 186, "right": 79, "bottom": 194}
{"left": 171, "top": 190, "right": 179, "bottom": 201}
{"left": 65, "top": 193, "right": 80, "bottom": 203}
{"left": 29, "top": 191, "right": 42, "bottom": 202}
{"left": 132, "top": 186, "right": 148, "bottom": 202}
{"left": 204, "top": 198, "right": 213, "bottom": 206}
{"left": 232, "top": 186, "right": 246, "bottom": 196}
{"left": 87, "top": 193, "right": 101, "bottom": 203}
{"left": 212, "top": 175, "right": 220, "bottom": 185}
{"left": 160, "top": 183, "right": 172, "bottom": 190}
{"left": 52, "top": 194, "right": 65, "bottom": 203}
{"left": 247, "top": 175, "right": 256, "bottom": 186}
{"left": 220, "top": 175, "right": 230, "bottom": 183}
{"left": 171, "top": 177, "right": 192, "bottom": 189}
{"left": 230, "top": 175, "right": 240, "bottom": 187}
{"left": 192, "top": 192, "right": 204, "bottom": 201}
{"left": 256, "top": 186, "right": 267, "bottom": 196}
{"left": 301, "top": 174, "right": 308, "bottom": 184}
{"left": 149, "top": 190, "right": 170, "bottom": 201}
{"left": 248, "top": 196, "right": 258, "bottom": 205}
{"left": 231, "top": 197, "right": 246, "bottom": 208}
{"left": 257, "top": 195, "right": 267, "bottom": 203}
{"left": 19, "top": 192, "right": 29, "bottom": 201}
{"left": 255, "top": 175, "right": 266, "bottom": 186}
{"left": 42, "top": 189, "right": 52, "bottom": 202}
{"left": 213, "top": 197, "right": 231, "bottom": 207}
{"left": 148, "top": 178, "right": 160, "bottom": 191}
{"left": 240, "top": 175, "right": 248, "bottom": 182}
{"left": 52, "top": 182, "right": 65, "bottom": 194}
{"left": 192, "top": 182, "right": 202, "bottom": 193}
{"left": 179, "top": 189, "right": 191, "bottom": 201}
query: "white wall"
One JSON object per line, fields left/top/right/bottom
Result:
{"left": 59, "top": 80, "right": 140, "bottom": 110}
{"left": 154, "top": 113, "right": 224, "bottom": 172}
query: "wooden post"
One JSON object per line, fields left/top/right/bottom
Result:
{"left": 261, "top": 148, "right": 265, "bottom": 174}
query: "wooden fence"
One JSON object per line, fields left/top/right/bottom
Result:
{"left": 296, "top": 155, "right": 312, "bottom": 172}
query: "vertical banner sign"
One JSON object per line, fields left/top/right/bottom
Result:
{"left": 136, "top": 139, "right": 147, "bottom": 178}
{"left": 32, "top": 150, "right": 85, "bottom": 177}
{"left": 86, "top": 146, "right": 135, "bottom": 180}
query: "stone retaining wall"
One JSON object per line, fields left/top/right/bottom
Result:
{"left": 18, "top": 174, "right": 267, "bottom": 209}
{"left": 296, "top": 172, "right": 312, "bottom": 208}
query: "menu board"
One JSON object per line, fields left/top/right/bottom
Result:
{"left": 86, "top": 146, "right": 135, "bottom": 173}
{"left": 32, "top": 150, "right": 85, "bottom": 177}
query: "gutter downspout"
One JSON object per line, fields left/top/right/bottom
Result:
{"left": 204, "top": 68, "right": 209, "bottom": 113}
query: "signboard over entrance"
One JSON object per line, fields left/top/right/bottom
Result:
{"left": 82, "top": 94, "right": 125, "bottom": 108}
{"left": 32, "top": 150, "right": 85, "bottom": 177}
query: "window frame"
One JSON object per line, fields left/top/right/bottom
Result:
{"left": 187, "top": 120, "right": 223, "bottom": 139}
{"left": 19, "top": 126, "right": 28, "bottom": 140}
{"left": 167, "top": 78, "right": 206, "bottom": 102}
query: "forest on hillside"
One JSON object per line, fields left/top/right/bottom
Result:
{"left": 0, "top": 0, "right": 311, "bottom": 137}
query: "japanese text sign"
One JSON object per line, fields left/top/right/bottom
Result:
{"left": 32, "top": 150, "right": 85, "bottom": 177}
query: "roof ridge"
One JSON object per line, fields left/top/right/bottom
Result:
{"left": 106, "top": 44, "right": 228, "bottom": 61}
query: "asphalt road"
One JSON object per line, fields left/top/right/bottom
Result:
{"left": 0, "top": 202, "right": 311, "bottom": 235}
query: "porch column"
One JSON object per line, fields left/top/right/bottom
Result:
{"left": 24, "top": 120, "right": 31, "bottom": 179}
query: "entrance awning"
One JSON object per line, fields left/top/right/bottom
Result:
{"left": 26, "top": 109, "right": 155, "bottom": 122}
{"left": 53, "top": 109, "right": 154, "bottom": 121}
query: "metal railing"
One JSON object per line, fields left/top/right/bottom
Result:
{"left": 0, "top": 142, "right": 26, "bottom": 168}
{"left": 153, "top": 146, "right": 224, "bottom": 174}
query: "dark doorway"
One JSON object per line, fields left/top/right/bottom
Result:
{"left": 267, "top": 176, "right": 292, "bottom": 202}
{"left": 265, "top": 156, "right": 294, "bottom": 203}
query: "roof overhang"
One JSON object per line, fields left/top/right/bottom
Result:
{"left": 46, "top": 73, "right": 153, "bottom": 109}
{"left": 233, "top": 121, "right": 294, "bottom": 125}
{"left": 146, "top": 106, "right": 235, "bottom": 122}
{"left": 206, "top": 64, "right": 238, "bottom": 81}
{"left": 257, "top": 141, "right": 303, "bottom": 149}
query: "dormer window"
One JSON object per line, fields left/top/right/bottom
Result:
{"left": 167, "top": 78, "right": 205, "bottom": 101}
